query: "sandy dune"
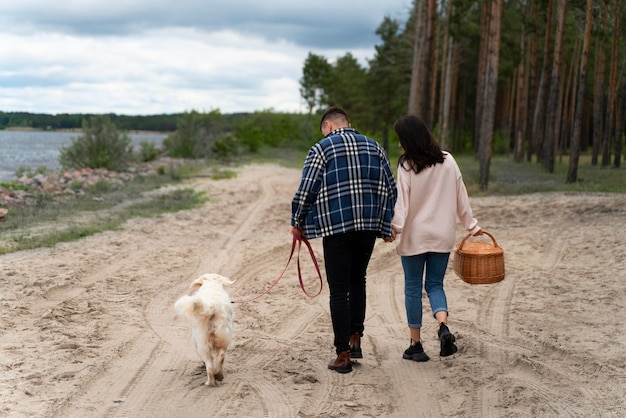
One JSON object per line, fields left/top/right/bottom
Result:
{"left": 1, "top": 164, "right": 625, "bottom": 417}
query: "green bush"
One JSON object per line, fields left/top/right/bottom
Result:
{"left": 212, "top": 133, "right": 241, "bottom": 161}
{"left": 163, "top": 110, "right": 223, "bottom": 159}
{"left": 0, "top": 182, "right": 29, "bottom": 191}
{"left": 15, "top": 166, "right": 47, "bottom": 178}
{"left": 161, "top": 110, "right": 319, "bottom": 160}
{"left": 59, "top": 115, "right": 134, "bottom": 171}
{"left": 233, "top": 110, "right": 319, "bottom": 152}
{"left": 136, "top": 140, "right": 161, "bottom": 162}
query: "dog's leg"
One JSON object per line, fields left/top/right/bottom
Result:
{"left": 200, "top": 343, "right": 216, "bottom": 386}
{"left": 193, "top": 336, "right": 215, "bottom": 386}
{"left": 205, "top": 358, "right": 216, "bottom": 386}
{"left": 214, "top": 348, "right": 226, "bottom": 382}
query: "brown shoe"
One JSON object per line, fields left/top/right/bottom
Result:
{"left": 349, "top": 333, "right": 362, "bottom": 359}
{"left": 328, "top": 350, "right": 352, "bottom": 373}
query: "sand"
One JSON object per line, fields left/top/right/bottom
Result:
{"left": 1, "top": 164, "right": 625, "bottom": 417}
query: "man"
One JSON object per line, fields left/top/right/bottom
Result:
{"left": 291, "top": 106, "right": 397, "bottom": 373}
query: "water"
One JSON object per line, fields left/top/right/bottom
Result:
{"left": 0, "top": 130, "right": 168, "bottom": 182}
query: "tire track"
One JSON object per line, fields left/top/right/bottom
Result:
{"left": 460, "top": 219, "right": 612, "bottom": 417}
{"left": 363, "top": 240, "right": 446, "bottom": 417}
{"left": 142, "top": 169, "right": 301, "bottom": 416}
{"left": 474, "top": 280, "right": 513, "bottom": 416}
{"left": 50, "top": 167, "right": 299, "bottom": 417}
{"left": 115, "top": 167, "right": 328, "bottom": 417}
{"left": 50, "top": 231, "right": 204, "bottom": 417}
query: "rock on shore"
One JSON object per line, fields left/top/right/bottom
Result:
{"left": 0, "top": 158, "right": 182, "bottom": 208}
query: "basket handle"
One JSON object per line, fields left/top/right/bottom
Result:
{"left": 457, "top": 230, "right": 499, "bottom": 250}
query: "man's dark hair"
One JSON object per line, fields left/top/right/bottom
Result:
{"left": 320, "top": 106, "right": 350, "bottom": 130}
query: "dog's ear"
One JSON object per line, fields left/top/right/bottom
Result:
{"left": 192, "top": 273, "right": 236, "bottom": 287}
{"left": 221, "top": 278, "right": 236, "bottom": 287}
{"left": 190, "top": 277, "right": 205, "bottom": 289}
{"left": 215, "top": 275, "right": 236, "bottom": 286}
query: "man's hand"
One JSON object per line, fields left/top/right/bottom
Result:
{"left": 291, "top": 226, "right": 304, "bottom": 240}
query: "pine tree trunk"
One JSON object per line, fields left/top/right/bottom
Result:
{"left": 474, "top": 0, "right": 491, "bottom": 150}
{"left": 616, "top": 57, "right": 626, "bottom": 168}
{"left": 408, "top": 0, "right": 425, "bottom": 116}
{"left": 451, "top": 45, "right": 461, "bottom": 151}
{"left": 526, "top": 0, "right": 538, "bottom": 162}
{"left": 592, "top": 35, "right": 607, "bottom": 166}
{"left": 561, "top": 36, "right": 580, "bottom": 161}
{"left": 542, "top": 0, "right": 567, "bottom": 173}
{"left": 514, "top": 18, "right": 527, "bottom": 162}
{"left": 438, "top": 0, "right": 452, "bottom": 147}
{"left": 533, "top": 0, "right": 553, "bottom": 165}
{"left": 567, "top": 0, "right": 593, "bottom": 183}
{"left": 506, "top": 74, "right": 516, "bottom": 147}
{"left": 603, "top": 5, "right": 620, "bottom": 166}
{"left": 419, "top": 0, "right": 437, "bottom": 126}
{"left": 532, "top": 0, "right": 553, "bottom": 164}
{"left": 441, "top": 36, "right": 454, "bottom": 150}
{"left": 428, "top": 6, "right": 439, "bottom": 128}
{"left": 478, "top": 0, "right": 504, "bottom": 191}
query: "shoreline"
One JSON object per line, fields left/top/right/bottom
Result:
{"left": 3, "top": 126, "right": 170, "bottom": 135}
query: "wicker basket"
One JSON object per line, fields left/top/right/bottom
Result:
{"left": 453, "top": 230, "right": 505, "bottom": 285}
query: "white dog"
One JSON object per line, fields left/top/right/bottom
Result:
{"left": 174, "top": 273, "right": 235, "bottom": 386}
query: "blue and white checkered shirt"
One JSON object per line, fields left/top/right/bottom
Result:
{"left": 291, "top": 127, "right": 397, "bottom": 239}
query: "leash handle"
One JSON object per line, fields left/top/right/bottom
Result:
{"left": 296, "top": 236, "right": 323, "bottom": 297}
{"left": 231, "top": 233, "right": 323, "bottom": 303}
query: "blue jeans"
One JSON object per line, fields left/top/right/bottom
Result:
{"left": 401, "top": 252, "right": 451, "bottom": 328}
{"left": 323, "top": 231, "right": 377, "bottom": 354}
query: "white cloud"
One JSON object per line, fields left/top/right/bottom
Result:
{"left": 0, "top": 0, "right": 411, "bottom": 115}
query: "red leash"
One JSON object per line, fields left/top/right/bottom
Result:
{"left": 231, "top": 234, "right": 323, "bottom": 303}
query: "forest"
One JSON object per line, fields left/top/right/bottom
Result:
{"left": 300, "top": 0, "right": 626, "bottom": 189}
{"left": 0, "top": 111, "right": 179, "bottom": 132}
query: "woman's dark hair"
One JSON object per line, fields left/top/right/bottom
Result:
{"left": 393, "top": 115, "right": 444, "bottom": 174}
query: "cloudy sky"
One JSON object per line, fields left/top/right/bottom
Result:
{"left": 0, "top": 1, "right": 411, "bottom": 116}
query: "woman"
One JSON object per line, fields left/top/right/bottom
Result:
{"left": 391, "top": 115, "right": 481, "bottom": 362}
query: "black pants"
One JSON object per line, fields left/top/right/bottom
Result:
{"left": 323, "top": 230, "right": 377, "bottom": 355}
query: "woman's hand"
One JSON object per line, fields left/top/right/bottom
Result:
{"left": 384, "top": 230, "right": 397, "bottom": 243}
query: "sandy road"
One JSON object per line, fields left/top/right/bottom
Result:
{"left": 1, "top": 164, "right": 625, "bottom": 417}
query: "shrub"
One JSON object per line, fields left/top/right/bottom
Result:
{"left": 137, "top": 140, "right": 161, "bottom": 162}
{"left": 163, "top": 110, "right": 223, "bottom": 159}
{"left": 212, "top": 133, "right": 241, "bottom": 161}
{"left": 15, "top": 166, "right": 47, "bottom": 178}
{"left": 0, "top": 182, "right": 29, "bottom": 191}
{"left": 59, "top": 115, "right": 134, "bottom": 171}
{"left": 233, "top": 110, "right": 302, "bottom": 152}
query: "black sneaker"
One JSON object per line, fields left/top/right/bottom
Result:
{"left": 438, "top": 323, "right": 458, "bottom": 357}
{"left": 402, "top": 340, "right": 430, "bottom": 362}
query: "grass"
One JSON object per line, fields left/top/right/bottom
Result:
{"left": 0, "top": 164, "right": 209, "bottom": 255}
{"left": 1, "top": 150, "right": 623, "bottom": 255}
{"left": 256, "top": 144, "right": 625, "bottom": 195}
{"left": 455, "top": 153, "right": 626, "bottom": 195}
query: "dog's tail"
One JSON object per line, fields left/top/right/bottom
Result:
{"left": 174, "top": 295, "right": 223, "bottom": 322}
{"left": 174, "top": 295, "right": 199, "bottom": 321}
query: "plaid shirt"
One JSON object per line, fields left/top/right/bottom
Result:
{"left": 291, "top": 127, "right": 397, "bottom": 239}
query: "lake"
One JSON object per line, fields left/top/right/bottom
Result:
{"left": 0, "top": 130, "right": 168, "bottom": 182}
